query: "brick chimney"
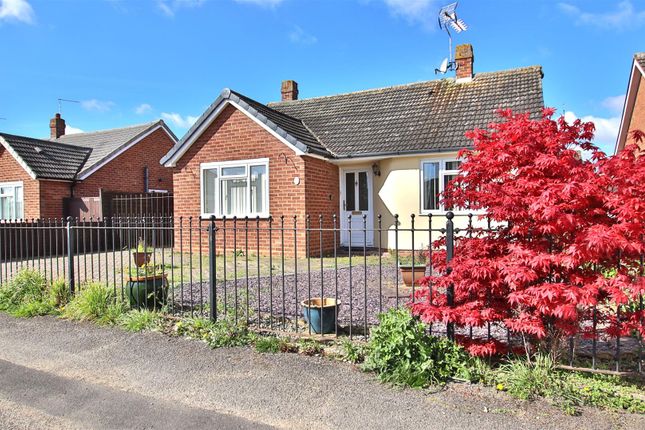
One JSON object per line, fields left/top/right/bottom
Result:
{"left": 455, "top": 44, "right": 474, "bottom": 82}
{"left": 281, "top": 80, "right": 299, "bottom": 101}
{"left": 49, "top": 113, "right": 66, "bottom": 139}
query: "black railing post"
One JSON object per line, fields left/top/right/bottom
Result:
{"left": 209, "top": 215, "right": 217, "bottom": 322}
{"left": 445, "top": 211, "right": 455, "bottom": 341}
{"left": 66, "top": 216, "right": 75, "bottom": 295}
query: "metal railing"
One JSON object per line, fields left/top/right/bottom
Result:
{"left": 0, "top": 213, "right": 642, "bottom": 374}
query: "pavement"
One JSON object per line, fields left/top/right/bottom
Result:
{"left": 0, "top": 313, "right": 642, "bottom": 430}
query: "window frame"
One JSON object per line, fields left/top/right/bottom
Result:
{"left": 200, "top": 158, "right": 270, "bottom": 219}
{"left": 0, "top": 181, "right": 24, "bottom": 221}
{"left": 419, "top": 159, "right": 463, "bottom": 214}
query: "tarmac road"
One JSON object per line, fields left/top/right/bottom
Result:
{"left": 0, "top": 313, "right": 642, "bottom": 430}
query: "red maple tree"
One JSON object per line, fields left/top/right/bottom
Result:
{"left": 410, "top": 109, "right": 645, "bottom": 357}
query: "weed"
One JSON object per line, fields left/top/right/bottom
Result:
{"left": 297, "top": 339, "right": 324, "bottom": 356}
{"left": 119, "top": 309, "right": 163, "bottom": 332}
{"left": 255, "top": 336, "right": 286, "bottom": 353}
{"left": 49, "top": 279, "right": 71, "bottom": 308}
{"left": 174, "top": 317, "right": 254, "bottom": 348}
{"left": 363, "top": 308, "right": 469, "bottom": 388}
{"left": 341, "top": 339, "right": 368, "bottom": 364}
{"left": 0, "top": 269, "right": 56, "bottom": 317}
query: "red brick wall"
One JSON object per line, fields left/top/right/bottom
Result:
{"left": 73, "top": 127, "right": 175, "bottom": 197}
{"left": 626, "top": 76, "right": 645, "bottom": 148}
{"left": 0, "top": 147, "right": 40, "bottom": 220}
{"left": 39, "top": 180, "right": 72, "bottom": 220}
{"left": 303, "top": 156, "right": 340, "bottom": 253}
{"left": 172, "top": 104, "right": 342, "bottom": 256}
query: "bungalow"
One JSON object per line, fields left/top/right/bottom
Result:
{"left": 161, "top": 44, "right": 544, "bottom": 255}
{"left": 0, "top": 115, "right": 177, "bottom": 220}
{"left": 615, "top": 52, "right": 645, "bottom": 154}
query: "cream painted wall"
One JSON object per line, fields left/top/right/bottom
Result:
{"left": 337, "top": 152, "right": 489, "bottom": 250}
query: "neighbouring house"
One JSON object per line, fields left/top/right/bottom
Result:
{"left": 615, "top": 52, "right": 645, "bottom": 154}
{"left": 0, "top": 115, "right": 177, "bottom": 220}
{"left": 161, "top": 44, "right": 544, "bottom": 255}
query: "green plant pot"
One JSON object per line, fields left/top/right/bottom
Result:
{"left": 126, "top": 274, "right": 167, "bottom": 310}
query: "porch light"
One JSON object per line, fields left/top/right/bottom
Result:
{"left": 372, "top": 163, "right": 381, "bottom": 176}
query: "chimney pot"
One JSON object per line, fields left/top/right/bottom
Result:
{"left": 281, "top": 80, "right": 299, "bottom": 101}
{"left": 50, "top": 113, "right": 66, "bottom": 139}
{"left": 455, "top": 43, "right": 474, "bottom": 82}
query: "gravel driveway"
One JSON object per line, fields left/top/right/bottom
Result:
{"left": 0, "top": 314, "right": 642, "bottom": 430}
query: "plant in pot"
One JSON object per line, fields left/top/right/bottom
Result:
{"left": 132, "top": 238, "right": 153, "bottom": 268}
{"left": 398, "top": 248, "right": 428, "bottom": 287}
{"left": 126, "top": 261, "right": 168, "bottom": 311}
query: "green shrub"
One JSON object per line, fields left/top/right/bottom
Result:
{"left": 64, "top": 282, "right": 126, "bottom": 324}
{"left": 119, "top": 309, "right": 162, "bottom": 332}
{"left": 363, "top": 308, "right": 468, "bottom": 387}
{"left": 0, "top": 269, "right": 55, "bottom": 317}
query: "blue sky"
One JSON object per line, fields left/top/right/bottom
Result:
{"left": 0, "top": 0, "right": 643, "bottom": 154}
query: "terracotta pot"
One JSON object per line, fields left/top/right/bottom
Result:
{"left": 399, "top": 265, "right": 426, "bottom": 286}
{"left": 132, "top": 251, "right": 151, "bottom": 268}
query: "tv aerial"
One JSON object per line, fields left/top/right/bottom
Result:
{"left": 435, "top": 2, "right": 468, "bottom": 74}
{"left": 57, "top": 98, "right": 80, "bottom": 114}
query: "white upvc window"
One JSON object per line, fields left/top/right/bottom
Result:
{"left": 200, "top": 158, "right": 269, "bottom": 218}
{"left": 420, "top": 159, "right": 462, "bottom": 213}
{"left": 0, "top": 181, "right": 24, "bottom": 220}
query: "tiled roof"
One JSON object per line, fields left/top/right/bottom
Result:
{"left": 636, "top": 53, "right": 645, "bottom": 71}
{"left": 0, "top": 132, "right": 91, "bottom": 180}
{"left": 53, "top": 121, "right": 170, "bottom": 176}
{"left": 268, "top": 66, "right": 544, "bottom": 157}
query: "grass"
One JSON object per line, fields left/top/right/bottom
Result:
{"left": 0, "top": 269, "right": 57, "bottom": 317}
{"left": 174, "top": 317, "right": 256, "bottom": 348}
{"left": 64, "top": 282, "right": 127, "bottom": 325}
{"left": 255, "top": 336, "right": 289, "bottom": 353}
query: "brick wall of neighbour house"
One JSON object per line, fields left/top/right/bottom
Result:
{"left": 39, "top": 180, "right": 72, "bottom": 220}
{"left": 303, "top": 156, "right": 340, "bottom": 254}
{"left": 626, "top": 76, "right": 645, "bottom": 148}
{"left": 73, "top": 127, "right": 175, "bottom": 198}
{"left": 0, "top": 147, "right": 40, "bottom": 220}
{"left": 172, "top": 104, "right": 335, "bottom": 257}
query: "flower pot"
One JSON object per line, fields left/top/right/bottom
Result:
{"left": 126, "top": 273, "right": 168, "bottom": 310}
{"left": 301, "top": 297, "right": 341, "bottom": 334}
{"left": 132, "top": 251, "right": 152, "bottom": 268}
{"left": 399, "top": 265, "right": 426, "bottom": 286}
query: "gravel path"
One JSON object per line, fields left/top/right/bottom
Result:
{"left": 1, "top": 313, "right": 643, "bottom": 430}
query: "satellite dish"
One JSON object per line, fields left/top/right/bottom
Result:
{"left": 435, "top": 58, "right": 449, "bottom": 74}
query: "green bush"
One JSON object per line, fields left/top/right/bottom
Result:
{"left": 363, "top": 308, "right": 468, "bottom": 387}
{"left": 64, "top": 282, "right": 126, "bottom": 324}
{"left": 0, "top": 269, "right": 56, "bottom": 317}
{"left": 119, "top": 309, "right": 162, "bottom": 332}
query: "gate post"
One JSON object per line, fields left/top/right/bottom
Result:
{"left": 445, "top": 211, "right": 455, "bottom": 341}
{"left": 66, "top": 216, "right": 75, "bottom": 295}
{"left": 208, "top": 215, "right": 217, "bottom": 322}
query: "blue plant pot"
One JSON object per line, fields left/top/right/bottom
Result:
{"left": 301, "top": 298, "right": 341, "bottom": 334}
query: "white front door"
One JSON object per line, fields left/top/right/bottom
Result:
{"left": 340, "top": 169, "right": 373, "bottom": 247}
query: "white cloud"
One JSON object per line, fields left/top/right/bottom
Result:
{"left": 65, "top": 125, "right": 84, "bottom": 135}
{"left": 157, "top": 0, "right": 206, "bottom": 17}
{"left": 135, "top": 103, "right": 153, "bottom": 115}
{"left": 289, "top": 25, "right": 317, "bottom": 45}
{"left": 564, "top": 111, "right": 620, "bottom": 154}
{"left": 0, "top": 0, "right": 35, "bottom": 24}
{"left": 161, "top": 112, "right": 199, "bottom": 129}
{"left": 601, "top": 94, "right": 625, "bottom": 115}
{"left": 382, "top": 0, "right": 437, "bottom": 29}
{"left": 234, "top": 0, "right": 284, "bottom": 7}
{"left": 558, "top": 1, "right": 645, "bottom": 30}
{"left": 81, "top": 99, "right": 115, "bottom": 113}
